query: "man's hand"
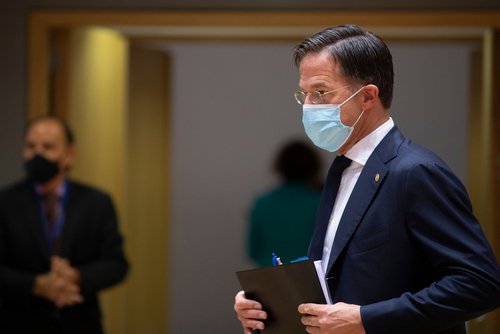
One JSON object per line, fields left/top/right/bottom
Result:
{"left": 234, "top": 290, "right": 267, "bottom": 334}
{"left": 51, "top": 256, "right": 80, "bottom": 285}
{"left": 298, "top": 302, "right": 366, "bottom": 334}
{"left": 32, "top": 256, "right": 83, "bottom": 308}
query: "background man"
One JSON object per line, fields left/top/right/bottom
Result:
{"left": 0, "top": 115, "right": 128, "bottom": 333}
{"left": 234, "top": 24, "right": 500, "bottom": 334}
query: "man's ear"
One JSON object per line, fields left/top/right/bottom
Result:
{"left": 64, "top": 144, "right": 76, "bottom": 171}
{"left": 361, "top": 84, "right": 379, "bottom": 109}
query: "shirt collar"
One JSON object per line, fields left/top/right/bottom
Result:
{"left": 344, "top": 117, "right": 394, "bottom": 167}
{"left": 34, "top": 179, "right": 67, "bottom": 198}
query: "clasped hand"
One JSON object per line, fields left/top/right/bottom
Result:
{"left": 33, "top": 256, "right": 83, "bottom": 308}
{"left": 234, "top": 291, "right": 366, "bottom": 334}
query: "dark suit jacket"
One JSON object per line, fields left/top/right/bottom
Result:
{"left": 0, "top": 179, "right": 128, "bottom": 333}
{"left": 309, "top": 127, "right": 500, "bottom": 334}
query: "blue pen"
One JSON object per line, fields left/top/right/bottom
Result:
{"left": 272, "top": 252, "right": 278, "bottom": 265}
{"left": 252, "top": 253, "right": 284, "bottom": 334}
{"left": 272, "top": 252, "right": 283, "bottom": 265}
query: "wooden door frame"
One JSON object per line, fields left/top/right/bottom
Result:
{"left": 28, "top": 10, "right": 500, "bottom": 117}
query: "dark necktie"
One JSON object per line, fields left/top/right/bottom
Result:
{"left": 42, "top": 192, "right": 62, "bottom": 254}
{"left": 308, "top": 155, "right": 352, "bottom": 260}
{"left": 42, "top": 192, "right": 59, "bottom": 230}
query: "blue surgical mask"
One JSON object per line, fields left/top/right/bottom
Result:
{"left": 302, "top": 87, "right": 365, "bottom": 152}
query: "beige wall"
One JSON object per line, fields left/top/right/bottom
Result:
{"left": 64, "top": 27, "right": 129, "bottom": 334}
{"left": 125, "top": 45, "right": 169, "bottom": 333}
{"left": 60, "top": 28, "right": 170, "bottom": 334}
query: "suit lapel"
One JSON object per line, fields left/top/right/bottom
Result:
{"left": 59, "top": 181, "right": 77, "bottom": 257}
{"left": 325, "top": 127, "right": 403, "bottom": 275}
{"left": 325, "top": 156, "right": 388, "bottom": 274}
{"left": 20, "top": 183, "right": 50, "bottom": 260}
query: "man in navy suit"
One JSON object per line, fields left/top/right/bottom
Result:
{"left": 234, "top": 25, "right": 500, "bottom": 334}
{"left": 0, "top": 116, "right": 128, "bottom": 333}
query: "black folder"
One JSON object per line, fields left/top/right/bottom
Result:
{"left": 236, "top": 259, "right": 326, "bottom": 334}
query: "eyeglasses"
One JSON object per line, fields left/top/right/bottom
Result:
{"left": 294, "top": 87, "right": 349, "bottom": 105}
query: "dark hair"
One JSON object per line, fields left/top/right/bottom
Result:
{"left": 293, "top": 24, "right": 394, "bottom": 109}
{"left": 25, "top": 115, "right": 75, "bottom": 145}
{"left": 274, "top": 140, "right": 321, "bottom": 182}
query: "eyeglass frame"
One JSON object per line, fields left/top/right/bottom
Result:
{"left": 294, "top": 86, "right": 350, "bottom": 105}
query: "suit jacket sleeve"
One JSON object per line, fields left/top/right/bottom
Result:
{"left": 0, "top": 183, "right": 41, "bottom": 301}
{"left": 73, "top": 192, "right": 128, "bottom": 297}
{"left": 0, "top": 220, "right": 37, "bottom": 300}
{"left": 360, "top": 158, "right": 500, "bottom": 333}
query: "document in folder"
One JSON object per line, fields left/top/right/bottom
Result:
{"left": 236, "top": 259, "right": 326, "bottom": 334}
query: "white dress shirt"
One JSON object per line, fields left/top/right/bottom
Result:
{"left": 321, "top": 118, "right": 394, "bottom": 273}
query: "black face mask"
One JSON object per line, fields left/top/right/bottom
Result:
{"left": 24, "top": 154, "right": 60, "bottom": 183}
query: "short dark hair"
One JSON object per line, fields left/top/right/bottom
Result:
{"left": 274, "top": 140, "right": 321, "bottom": 182}
{"left": 25, "top": 115, "right": 75, "bottom": 145}
{"left": 293, "top": 24, "right": 394, "bottom": 109}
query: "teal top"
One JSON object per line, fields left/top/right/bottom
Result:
{"left": 247, "top": 182, "right": 322, "bottom": 267}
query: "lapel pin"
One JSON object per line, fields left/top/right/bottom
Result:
{"left": 375, "top": 173, "right": 380, "bottom": 182}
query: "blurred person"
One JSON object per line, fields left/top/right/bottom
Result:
{"left": 234, "top": 24, "right": 500, "bottom": 334}
{"left": 0, "top": 115, "right": 128, "bottom": 334}
{"left": 247, "top": 140, "right": 322, "bottom": 267}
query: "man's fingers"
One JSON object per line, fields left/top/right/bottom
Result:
{"left": 235, "top": 291, "right": 263, "bottom": 311}
{"left": 238, "top": 317, "right": 264, "bottom": 331}
{"left": 50, "top": 256, "right": 81, "bottom": 285}
{"left": 234, "top": 290, "right": 266, "bottom": 332}
{"left": 64, "top": 282, "right": 80, "bottom": 293}
{"left": 235, "top": 304, "right": 267, "bottom": 329}
{"left": 237, "top": 308, "right": 267, "bottom": 320}
{"left": 298, "top": 303, "right": 318, "bottom": 315}
{"left": 234, "top": 291, "right": 265, "bottom": 320}
{"left": 51, "top": 256, "right": 68, "bottom": 269}
{"left": 55, "top": 291, "right": 84, "bottom": 308}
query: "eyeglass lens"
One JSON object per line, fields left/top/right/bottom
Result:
{"left": 294, "top": 91, "right": 323, "bottom": 105}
